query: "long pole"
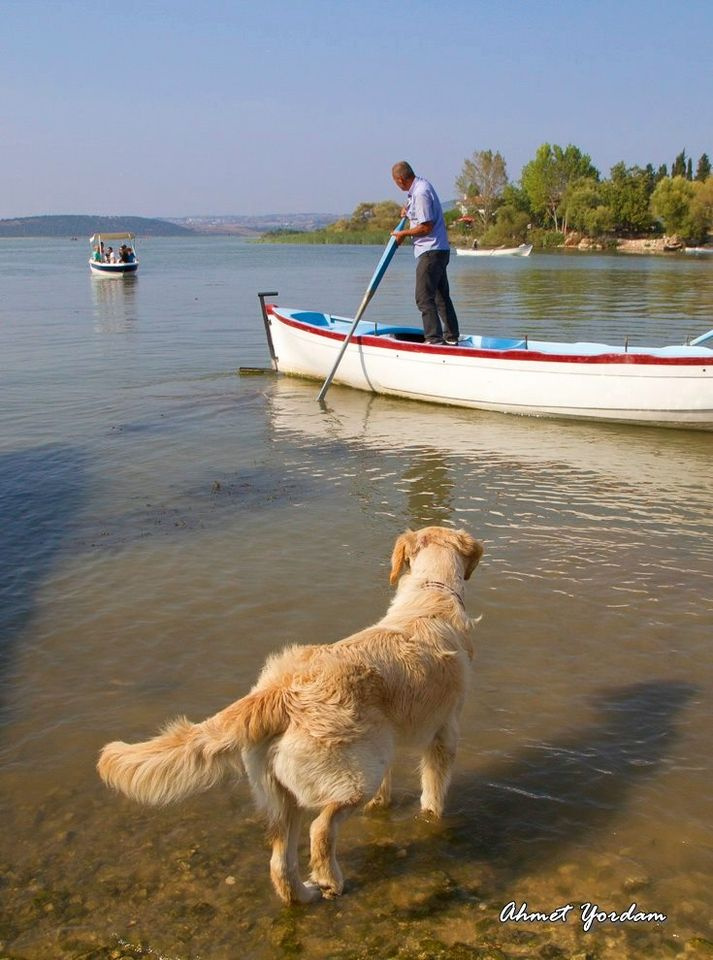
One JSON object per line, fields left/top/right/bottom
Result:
{"left": 257, "top": 291, "right": 279, "bottom": 369}
{"left": 316, "top": 217, "right": 407, "bottom": 403}
{"left": 690, "top": 328, "right": 713, "bottom": 346}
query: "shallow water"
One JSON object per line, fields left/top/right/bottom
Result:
{"left": 1, "top": 237, "right": 712, "bottom": 959}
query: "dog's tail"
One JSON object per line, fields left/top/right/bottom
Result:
{"left": 97, "top": 686, "right": 289, "bottom": 806}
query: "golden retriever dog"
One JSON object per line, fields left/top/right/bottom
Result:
{"left": 98, "top": 526, "right": 483, "bottom": 904}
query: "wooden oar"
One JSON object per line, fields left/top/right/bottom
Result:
{"left": 316, "top": 217, "right": 407, "bottom": 403}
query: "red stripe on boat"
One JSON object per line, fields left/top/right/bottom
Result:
{"left": 269, "top": 309, "right": 711, "bottom": 368}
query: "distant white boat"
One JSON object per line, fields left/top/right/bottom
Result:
{"left": 456, "top": 243, "right": 533, "bottom": 258}
{"left": 684, "top": 246, "right": 713, "bottom": 255}
{"left": 89, "top": 231, "right": 139, "bottom": 277}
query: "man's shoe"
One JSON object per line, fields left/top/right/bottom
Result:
{"left": 445, "top": 337, "right": 459, "bottom": 345}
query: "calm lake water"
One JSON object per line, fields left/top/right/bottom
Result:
{"left": 1, "top": 237, "right": 712, "bottom": 960}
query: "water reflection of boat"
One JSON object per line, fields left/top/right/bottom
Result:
{"left": 267, "top": 377, "right": 713, "bottom": 500}
{"left": 91, "top": 272, "right": 138, "bottom": 333}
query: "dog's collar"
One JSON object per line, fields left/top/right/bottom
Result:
{"left": 423, "top": 580, "right": 465, "bottom": 608}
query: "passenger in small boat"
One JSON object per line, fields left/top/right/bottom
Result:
{"left": 391, "top": 160, "right": 460, "bottom": 346}
{"left": 92, "top": 246, "right": 102, "bottom": 261}
{"left": 125, "top": 247, "right": 136, "bottom": 263}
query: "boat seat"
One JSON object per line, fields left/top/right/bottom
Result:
{"left": 480, "top": 336, "right": 527, "bottom": 350}
{"left": 293, "top": 310, "right": 331, "bottom": 326}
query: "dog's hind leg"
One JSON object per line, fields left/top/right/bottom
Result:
{"left": 364, "top": 769, "right": 392, "bottom": 811}
{"left": 419, "top": 717, "right": 458, "bottom": 818}
{"left": 268, "top": 787, "right": 322, "bottom": 904}
{"left": 309, "top": 802, "right": 358, "bottom": 898}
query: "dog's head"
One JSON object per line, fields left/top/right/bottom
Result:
{"left": 389, "top": 526, "right": 484, "bottom": 585}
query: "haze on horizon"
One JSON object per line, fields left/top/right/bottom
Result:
{"left": 3, "top": 0, "right": 712, "bottom": 220}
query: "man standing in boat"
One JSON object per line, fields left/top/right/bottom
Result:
{"left": 391, "top": 161, "right": 460, "bottom": 345}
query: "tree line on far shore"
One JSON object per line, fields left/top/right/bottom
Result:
{"left": 258, "top": 201, "right": 405, "bottom": 245}
{"left": 453, "top": 145, "right": 712, "bottom": 248}
{"left": 262, "top": 145, "right": 713, "bottom": 249}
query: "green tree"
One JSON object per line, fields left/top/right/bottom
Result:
{"left": 650, "top": 176, "right": 695, "bottom": 234}
{"left": 369, "top": 201, "right": 403, "bottom": 229}
{"left": 603, "top": 163, "right": 657, "bottom": 235}
{"left": 455, "top": 150, "right": 508, "bottom": 229}
{"left": 341, "top": 201, "right": 402, "bottom": 231}
{"left": 584, "top": 204, "right": 616, "bottom": 237}
{"left": 350, "top": 202, "right": 376, "bottom": 224}
{"left": 687, "top": 176, "right": 713, "bottom": 244}
{"left": 671, "top": 150, "right": 687, "bottom": 178}
{"left": 480, "top": 205, "right": 530, "bottom": 247}
{"left": 696, "top": 154, "right": 712, "bottom": 181}
{"left": 520, "top": 143, "right": 599, "bottom": 231}
{"left": 562, "top": 178, "right": 607, "bottom": 233}
{"left": 500, "top": 182, "right": 533, "bottom": 215}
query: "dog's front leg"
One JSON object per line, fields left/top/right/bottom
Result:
{"left": 309, "top": 802, "right": 358, "bottom": 898}
{"left": 419, "top": 719, "right": 458, "bottom": 818}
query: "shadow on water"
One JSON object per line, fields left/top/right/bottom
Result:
{"left": 356, "top": 681, "right": 695, "bottom": 904}
{"left": 0, "top": 445, "right": 86, "bottom": 718}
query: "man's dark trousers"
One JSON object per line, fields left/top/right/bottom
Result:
{"left": 415, "top": 250, "right": 459, "bottom": 343}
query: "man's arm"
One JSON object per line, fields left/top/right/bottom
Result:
{"left": 392, "top": 221, "right": 433, "bottom": 244}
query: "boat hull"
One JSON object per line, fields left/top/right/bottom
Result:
{"left": 89, "top": 261, "right": 138, "bottom": 277}
{"left": 266, "top": 307, "right": 713, "bottom": 429}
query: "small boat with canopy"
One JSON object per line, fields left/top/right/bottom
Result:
{"left": 89, "top": 231, "right": 139, "bottom": 277}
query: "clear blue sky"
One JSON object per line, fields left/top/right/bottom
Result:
{"left": 3, "top": 0, "right": 712, "bottom": 218}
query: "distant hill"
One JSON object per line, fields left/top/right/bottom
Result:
{"left": 0, "top": 215, "right": 197, "bottom": 238}
{"left": 167, "top": 213, "right": 344, "bottom": 236}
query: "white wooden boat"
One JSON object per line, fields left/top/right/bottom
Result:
{"left": 259, "top": 299, "right": 713, "bottom": 429}
{"left": 684, "top": 246, "right": 713, "bottom": 255}
{"left": 456, "top": 243, "right": 533, "bottom": 257}
{"left": 89, "top": 231, "right": 139, "bottom": 277}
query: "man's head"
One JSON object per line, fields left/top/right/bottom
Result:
{"left": 392, "top": 161, "right": 415, "bottom": 192}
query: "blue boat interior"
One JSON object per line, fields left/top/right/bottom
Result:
{"left": 478, "top": 336, "right": 528, "bottom": 350}
{"left": 285, "top": 309, "right": 713, "bottom": 358}
{"left": 292, "top": 311, "right": 331, "bottom": 326}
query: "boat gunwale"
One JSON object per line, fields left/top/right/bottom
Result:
{"left": 268, "top": 306, "right": 713, "bottom": 368}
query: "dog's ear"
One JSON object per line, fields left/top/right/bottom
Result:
{"left": 453, "top": 530, "right": 484, "bottom": 580}
{"left": 390, "top": 530, "right": 417, "bottom": 585}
